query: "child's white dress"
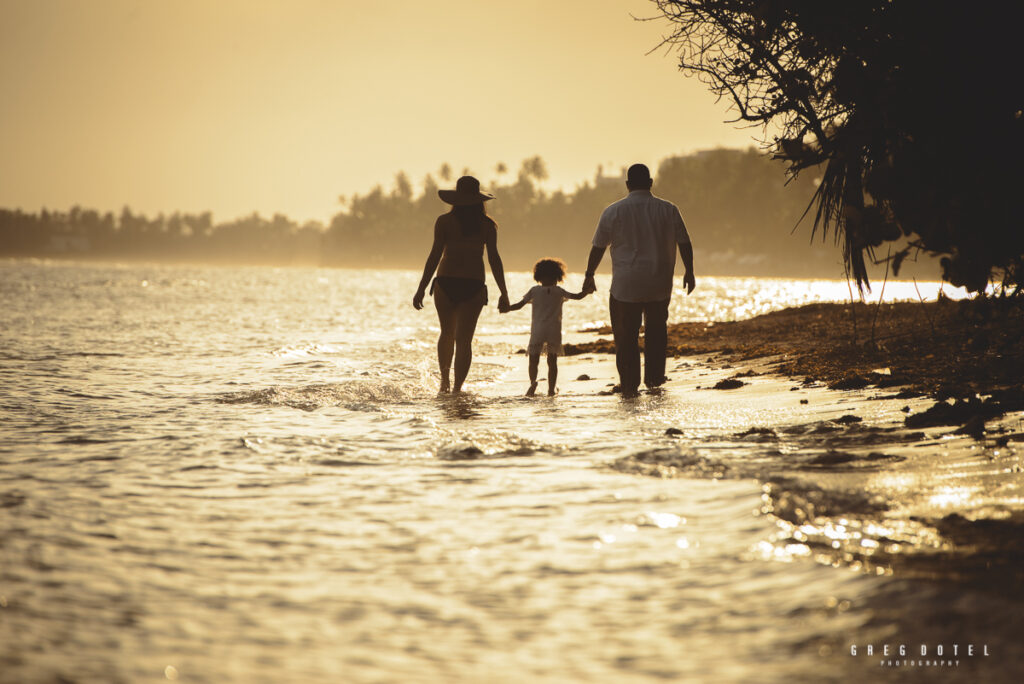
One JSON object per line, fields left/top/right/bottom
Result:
{"left": 524, "top": 285, "right": 571, "bottom": 355}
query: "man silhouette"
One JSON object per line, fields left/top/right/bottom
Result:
{"left": 582, "top": 163, "right": 695, "bottom": 398}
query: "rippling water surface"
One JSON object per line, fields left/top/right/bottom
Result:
{"left": 1, "top": 260, "right": 1020, "bottom": 683}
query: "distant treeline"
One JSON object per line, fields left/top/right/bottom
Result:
{"left": 0, "top": 206, "right": 326, "bottom": 266}
{"left": 0, "top": 148, "right": 938, "bottom": 278}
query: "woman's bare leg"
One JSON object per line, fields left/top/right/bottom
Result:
{"left": 434, "top": 289, "right": 457, "bottom": 393}
{"left": 452, "top": 292, "right": 485, "bottom": 392}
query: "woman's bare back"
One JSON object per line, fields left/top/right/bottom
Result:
{"left": 436, "top": 213, "right": 495, "bottom": 282}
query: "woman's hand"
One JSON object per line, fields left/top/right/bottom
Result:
{"left": 497, "top": 293, "right": 510, "bottom": 313}
{"left": 413, "top": 288, "right": 426, "bottom": 310}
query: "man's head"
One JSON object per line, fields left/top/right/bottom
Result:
{"left": 625, "top": 163, "right": 653, "bottom": 191}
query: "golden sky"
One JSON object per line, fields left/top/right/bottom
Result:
{"left": 0, "top": 0, "right": 757, "bottom": 223}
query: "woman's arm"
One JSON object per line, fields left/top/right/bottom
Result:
{"left": 484, "top": 222, "right": 510, "bottom": 312}
{"left": 413, "top": 219, "right": 445, "bottom": 309}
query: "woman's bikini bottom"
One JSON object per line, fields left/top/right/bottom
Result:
{"left": 431, "top": 277, "right": 487, "bottom": 305}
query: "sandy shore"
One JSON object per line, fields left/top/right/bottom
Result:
{"left": 489, "top": 299, "right": 1024, "bottom": 582}
{"left": 568, "top": 299, "right": 1024, "bottom": 429}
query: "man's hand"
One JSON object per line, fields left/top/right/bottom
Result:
{"left": 497, "top": 293, "right": 510, "bottom": 313}
{"left": 683, "top": 271, "right": 695, "bottom": 295}
{"left": 583, "top": 247, "right": 605, "bottom": 296}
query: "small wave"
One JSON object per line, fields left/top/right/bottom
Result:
{"left": 57, "top": 436, "right": 133, "bottom": 445}
{"left": 282, "top": 360, "right": 333, "bottom": 369}
{"left": 216, "top": 379, "right": 426, "bottom": 411}
{"left": 749, "top": 477, "right": 1024, "bottom": 581}
{"left": 178, "top": 464, "right": 219, "bottom": 472}
{"left": 733, "top": 427, "right": 778, "bottom": 442}
{"left": 434, "top": 430, "right": 551, "bottom": 460}
{"left": 61, "top": 351, "right": 127, "bottom": 358}
{"left": 762, "top": 476, "right": 890, "bottom": 526}
{"left": 798, "top": 450, "right": 906, "bottom": 471}
{"left": 0, "top": 353, "right": 59, "bottom": 361}
{"left": 781, "top": 420, "right": 925, "bottom": 445}
{"left": 0, "top": 491, "right": 27, "bottom": 509}
{"left": 610, "top": 447, "right": 730, "bottom": 479}
{"left": 754, "top": 476, "right": 945, "bottom": 572}
{"left": 74, "top": 453, "right": 124, "bottom": 462}
{"left": 270, "top": 343, "right": 344, "bottom": 358}
{"left": 3, "top": 349, "right": 127, "bottom": 360}
{"left": 309, "top": 457, "right": 380, "bottom": 467}
{"left": 55, "top": 388, "right": 116, "bottom": 400}
{"left": 928, "top": 512, "right": 1024, "bottom": 565}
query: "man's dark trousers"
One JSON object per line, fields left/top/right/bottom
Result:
{"left": 609, "top": 295, "right": 670, "bottom": 393}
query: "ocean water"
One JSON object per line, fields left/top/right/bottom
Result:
{"left": 1, "top": 260, "right": 1020, "bottom": 683}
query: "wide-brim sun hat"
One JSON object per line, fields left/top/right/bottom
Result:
{"left": 438, "top": 175, "right": 495, "bottom": 206}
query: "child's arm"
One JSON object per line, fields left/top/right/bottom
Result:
{"left": 507, "top": 288, "right": 532, "bottom": 311}
{"left": 560, "top": 285, "right": 587, "bottom": 300}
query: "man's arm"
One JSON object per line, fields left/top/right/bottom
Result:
{"left": 582, "top": 245, "right": 605, "bottom": 294}
{"left": 678, "top": 241, "right": 695, "bottom": 294}
{"left": 671, "top": 207, "right": 695, "bottom": 295}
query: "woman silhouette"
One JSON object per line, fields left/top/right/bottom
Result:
{"left": 413, "top": 176, "right": 510, "bottom": 393}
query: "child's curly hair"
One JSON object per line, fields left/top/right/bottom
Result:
{"left": 533, "top": 257, "right": 567, "bottom": 283}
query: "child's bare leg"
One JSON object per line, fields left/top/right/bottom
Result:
{"left": 434, "top": 290, "right": 457, "bottom": 392}
{"left": 546, "top": 353, "right": 558, "bottom": 396}
{"left": 526, "top": 352, "right": 539, "bottom": 396}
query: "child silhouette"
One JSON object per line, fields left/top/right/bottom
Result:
{"left": 507, "top": 258, "right": 588, "bottom": 396}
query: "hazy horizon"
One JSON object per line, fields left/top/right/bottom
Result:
{"left": 0, "top": 1, "right": 760, "bottom": 224}
{"left": 0, "top": 147, "right": 754, "bottom": 227}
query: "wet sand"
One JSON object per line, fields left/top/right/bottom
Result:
{"left": 537, "top": 300, "right": 1024, "bottom": 584}
{"left": 569, "top": 299, "right": 1024, "bottom": 401}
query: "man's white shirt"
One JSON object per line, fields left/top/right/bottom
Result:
{"left": 592, "top": 190, "right": 690, "bottom": 303}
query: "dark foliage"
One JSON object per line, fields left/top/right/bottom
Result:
{"left": 0, "top": 206, "right": 326, "bottom": 266}
{"left": 652, "top": 0, "right": 1024, "bottom": 293}
{"left": 323, "top": 150, "right": 841, "bottom": 276}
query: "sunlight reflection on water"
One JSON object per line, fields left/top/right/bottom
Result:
{"left": 0, "top": 260, "right": 1015, "bottom": 684}
{"left": 484, "top": 271, "right": 968, "bottom": 336}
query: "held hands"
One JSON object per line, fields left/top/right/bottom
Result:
{"left": 497, "top": 293, "right": 510, "bottom": 313}
{"left": 582, "top": 274, "right": 597, "bottom": 295}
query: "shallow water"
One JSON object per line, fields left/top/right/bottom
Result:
{"left": 1, "top": 260, "right": 1021, "bottom": 683}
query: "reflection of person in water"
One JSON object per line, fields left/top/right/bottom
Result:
{"left": 413, "top": 176, "right": 510, "bottom": 393}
